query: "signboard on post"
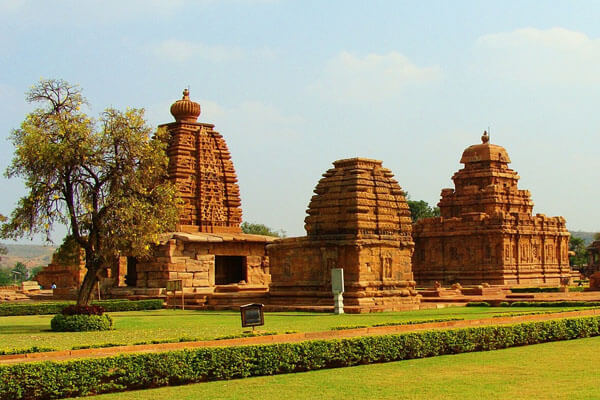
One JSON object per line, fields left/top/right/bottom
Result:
{"left": 331, "top": 268, "right": 344, "bottom": 314}
{"left": 166, "top": 279, "right": 184, "bottom": 310}
{"left": 240, "top": 303, "right": 264, "bottom": 331}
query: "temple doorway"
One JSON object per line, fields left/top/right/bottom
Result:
{"left": 215, "top": 256, "right": 246, "bottom": 284}
{"left": 125, "top": 257, "right": 137, "bottom": 287}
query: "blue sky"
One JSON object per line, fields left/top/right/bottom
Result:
{"left": 1, "top": 0, "right": 599, "bottom": 243}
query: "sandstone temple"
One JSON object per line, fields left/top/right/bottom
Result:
{"left": 267, "top": 158, "right": 420, "bottom": 312}
{"left": 412, "top": 132, "right": 571, "bottom": 286}
{"left": 112, "top": 90, "right": 275, "bottom": 301}
{"left": 34, "top": 90, "right": 578, "bottom": 308}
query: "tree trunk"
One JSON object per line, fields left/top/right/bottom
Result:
{"left": 77, "top": 260, "right": 99, "bottom": 306}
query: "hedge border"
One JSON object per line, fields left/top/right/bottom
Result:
{"left": 0, "top": 299, "right": 163, "bottom": 316}
{"left": 467, "top": 301, "right": 600, "bottom": 308}
{"left": 1, "top": 315, "right": 599, "bottom": 400}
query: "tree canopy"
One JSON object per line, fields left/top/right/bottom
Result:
{"left": 405, "top": 194, "right": 440, "bottom": 223}
{"left": 241, "top": 222, "right": 286, "bottom": 238}
{"left": 569, "top": 236, "right": 588, "bottom": 268}
{"left": 0, "top": 79, "right": 180, "bottom": 304}
{"left": 0, "top": 215, "right": 6, "bottom": 257}
{"left": 12, "top": 262, "right": 28, "bottom": 281}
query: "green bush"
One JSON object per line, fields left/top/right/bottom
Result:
{"left": 510, "top": 287, "right": 586, "bottom": 293}
{"left": 50, "top": 314, "right": 113, "bottom": 332}
{"left": 509, "top": 301, "right": 600, "bottom": 307}
{"left": 1, "top": 316, "right": 599, "bottom": 400}
{"left": 0, "top": 347, "right": 56, "bottom": 356}
{"left": 466, "top": 302, "right": 491, "bottom": 307}
{"left": 332, "top": 317, "right": 464, "bottom": 330}
{"left": 0, "top": 299, "right": 163, "bottom": 316}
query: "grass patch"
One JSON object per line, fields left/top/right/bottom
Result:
{"left": 70, "top": 336, "right": 600, "bottom": 400}
{"left": 0, "top": 306, "right": 592, "bottom": 352}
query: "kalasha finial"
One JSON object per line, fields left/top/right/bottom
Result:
{"left": 481, "top": 130, "right": 489, "bottom": 143}
{"left": 170, "top": 88, "right": 201, "bottom": 122}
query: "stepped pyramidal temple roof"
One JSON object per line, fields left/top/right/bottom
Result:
{"left": 268, "top": 157, "right": 420, "bottom": 312}
{"left": 304, "top": 158, "right": 412, "bottom": 242}
{"left": 412, "top": 131, "right": 570, "bottom": 286}
{"left": 439, "top": 131, "right": 534, "bottom": 218}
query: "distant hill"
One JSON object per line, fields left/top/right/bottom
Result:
{"left": 569, "top": 231, "right": 598, "bottom": 245}
{"left": 0, "top": 244, "right": 56, "bottom": 269}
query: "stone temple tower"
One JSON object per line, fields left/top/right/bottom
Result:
{"left": 412, "top": 132, "right": 571, "bottom": 286}
{"left": 268, "top": 158, "right": 420, "bottom": 313}
{"left": 126, "top": 90, "right": 275, "bottom": 297}
{"left": 164, "top": 89, "right": 242, "bottom": 234}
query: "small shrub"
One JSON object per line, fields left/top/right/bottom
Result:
{"left": 466, "top": 302, "right": 491, "bottom": 307}
{"left": 50, "top": 314, "right": 113, "bottom": 332}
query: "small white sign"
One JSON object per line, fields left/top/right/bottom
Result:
{"left": 331, "top": 268, "right": 344, "bottom": 294}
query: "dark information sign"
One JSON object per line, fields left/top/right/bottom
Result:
{"left": 240, "top": 303, "right": 264, "bottom": 327}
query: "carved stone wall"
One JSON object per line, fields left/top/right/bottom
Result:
{"left": 413, "top": 132, "right": 571, "bottom": 286}
{"left": 135, "top": 233, "right": 272, "bottom": 292}
{"left": 160, "top": 89, "right": 242, "bottom": 234}
{"left": 35, "top": 253, "right": 86, "bottom": 290}
{"left": 268, "top": 158, "right": 420, "bottom": 312}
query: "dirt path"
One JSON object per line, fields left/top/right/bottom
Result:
{"left": 2, "top": 308, "right": 599, "bottom": 365}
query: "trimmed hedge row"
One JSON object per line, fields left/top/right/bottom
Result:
{"left": 0, "top": 347, "right": 55, "bottom": 356}
{"left": 510, "top": 287, "right": 585, "bottom": 293}
{"left": 332, "top": 317, "right": 465, "bottom": 330}
{"left": 466, "top": 302, "right": 491, "bottom": 307}
{"left": 508, "top": 301, "right": 600, "bottom": 307}
{"left": 1, "top": 316, "right": 599, "bottom": 400}
{"left": 0, "top": 299, "right": 163, "bottom": 316}
{"left": 467, "top": 301, "right": 600, "bottom": 308}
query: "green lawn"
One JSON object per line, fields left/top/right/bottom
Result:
{"left": 70, "top": 335, "right": 600, "bottom": 400}
{"left": 0, "top": 306, "right": 590, "bottom": 351}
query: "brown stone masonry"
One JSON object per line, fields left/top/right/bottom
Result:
{"left": 413, "top": 132, "right": 571, "bottom": 287}
{"left": 160, "top": 89, "right": 242, "bottom": 234}
{"left": 268, "top": 158, "right": 420, "bottom": 312}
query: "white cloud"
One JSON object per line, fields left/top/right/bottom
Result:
{"left": 148, "top": 39, "right": 245, "bottom": 63}
{"left": 475, "top": 27, "right": 600, "bottom": 85}
{"left": 310, "top": 51, "right": 442, "bottom": 103}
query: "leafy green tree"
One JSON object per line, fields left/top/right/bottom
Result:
{"left": 0, "top": 215, "right": 6, "bottom": 258}
{"left": 30, "top": 265, "right": 45, "bottom": 280}
{"left": 569, "top": 236, "right": 587, "bottom": 268}
{"left": 405, "top": 194, "right": 440, "bottom": 223}
{"left": 53, "top": 235, "right": 81, "bottom": 266}
{"left": 12, "top": 261, "right": 28, "bottom": 282}
{"left": 0, "top": 268, "right": 12, "bottom": 286}
{"left": 0, "top": 79, "right": 179, "bottom": 305}
{"left": 241, "top": 222, "right": 286, "bottom": 238}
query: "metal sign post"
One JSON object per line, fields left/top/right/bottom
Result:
{"left": 331, "top": 268, "right": 344, "bottom": 314}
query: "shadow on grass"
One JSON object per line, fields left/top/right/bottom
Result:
{"left": 0, "top": 325, "right": 51, "bottom": 334}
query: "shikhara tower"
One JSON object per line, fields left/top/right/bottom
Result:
{"left": 164, "top": 89, "right": 242, "bottom": 233}
{"left": 413, "top": 132, "right": 571, "bottom": 286}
